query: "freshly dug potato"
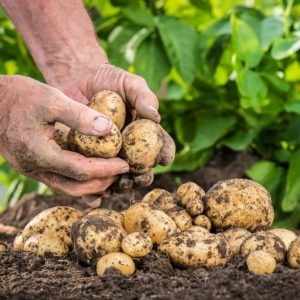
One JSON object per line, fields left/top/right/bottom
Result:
{"left": 121, "top": 119, "right": 164, "bottom": 174}
{"left": 246, "top": 250, "right": 276, "bottom": 275}
{"left": 121, "top": 232, "right": 153, "bottom": 258}
{"left": 124, "top": 203, "right": 177, "bottom": 244}
{"left": 71, "top": 215, "right": 127, "bottom": 265}
{"left": 176, "top": 182, "right": 205, "bottom": 206}
{"left": 24, "top": 234, "right": 69, "bottom": 257}
{"left": 22, "top": 206, "right": 83, "bottom": 247}
{"left": 287, "top": 237, "right": 300, "bottom": 269}
{"left": 240, "top": 232, "right": 286, "bottom": 263}
{"left": 89, "top": 90, "right": 126, "bottom": 130}
{"left": 205, "top": 179, "right": 274, "bottom": 231}
{"left": 168, "top": 207, "right": 192, "bottom": 231}
{"left": 185, "top": 198, "right": 204, "bottom": 217}
{"left": 142, "top": 189, "right": 177, "bottom": 212}
{"left": 194, "top": 215, "right": 212, "bottom": 231}
{"left": 159, "top": 230, "right": 230, "bottom": 268}
{"left": 185, "top": 226, "right": 210, "bottom": 235}
{"left": 0, "top": 243, "right": 6, "bottom": 252}
{"left": 269, "top": 228, "right": 297, "bottom": 250}
{"left": 96, "top": 252, "right": 135, "bottom": 277}
{"left": 13, "top": 232, "right": 24, "bottom": 251}
{"left": 87, "top": 208, "right": 124, "bottom": 227}
{"left": 133, "top": 171, "right": 154, "bottom": 187}
{"left": 223, "top": 228, "right": 251, "bottom": 256}
{"left": 53, "top": 122, "right": 70, "bottom": 150}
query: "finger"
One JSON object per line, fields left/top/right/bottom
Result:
{"left": 159, "top": 126, "right": 176, "bottom": 166}
{"left": 133, "top": 171, "right": 154, "bottom": 187}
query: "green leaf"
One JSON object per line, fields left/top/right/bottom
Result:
{"left": 271, "top": 37, "right": 300, "bottom": 60}
{"left": 223, "top": 129, "right": 258, "bottom": 151}
{"left": 134, "top": 37, "right": 171, "bottom": 92}
{"left": 190, "top": 115, "right": 236, "bottom": 152}
{"left": 122, "top": 7, "right": 154, "bottom": 27}
{"left": 285, "top": 98, "right": 300, "bottom": 114}
{"left": 261, "top": 73, "right": 289, "bottom": 92}
{"left": 156, "top": 16, "right": 198, "bottom": 83}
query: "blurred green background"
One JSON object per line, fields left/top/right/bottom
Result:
{"left": 1, "top": 0, "right": 300, "bottom": 227}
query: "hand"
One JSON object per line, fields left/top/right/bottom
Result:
{"left": 0, "top": 75, "right": 129, "bottom": 196}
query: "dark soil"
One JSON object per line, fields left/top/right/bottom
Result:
{"left": 1, "top": 150, "right": 299, "bottom": 300}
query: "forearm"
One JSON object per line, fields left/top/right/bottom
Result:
{"left": 0, "top": 0, "right": 108, "bottom": 87}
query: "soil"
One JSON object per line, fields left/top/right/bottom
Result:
{"left": 1, "top": 150, "right": 299, "bottom": 300}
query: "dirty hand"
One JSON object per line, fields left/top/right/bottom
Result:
{"left": 0, "top": 75, "right": 129, "bottom": 196}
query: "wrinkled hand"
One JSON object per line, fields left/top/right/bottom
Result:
{"left": 0, "top": 75, "right": 130, "bottom": 196}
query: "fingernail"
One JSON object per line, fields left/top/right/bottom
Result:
{"left": 148, "top": 105, "right": 160, "bottom": 121}
{"left": 93, "top": 116, "right": 110, "bottom": 132}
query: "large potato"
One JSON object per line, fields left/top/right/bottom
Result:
{"left": 223, "top": 228, "right": 251, "bottom": 256}
{"left": 13, "top": 231, "right": 25, "bottom": 251}
{"left": 71, "top": 215, "right": 127, "bottom": 265}
{"left": 268, "top": 228, "right": 297, "bottom": 250}
{"left": 124, "top": 203, "right": 177, "bottom": 244}
{"left": 287, "top": 237, "right": 300, "bottom": 269}
{"left": 22, "top": 206, "right": 83, "bottom": 247}
{"left": 87, "top": 208, "right": 124, "bottom": 227}
{"left": 205, "top": 179, "right": 274, "bottom": 231}
{"left": 121, "top": 119, "right": 164, "bottom": 174}
{"left": 246, "top": 250, "right": 276, "bottom": 275}
{"left": 142, "top": 189, "right": 177, "bottom": 212}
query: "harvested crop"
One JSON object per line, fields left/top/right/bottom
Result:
{"left": 223, "top": 228, "right": 251, "bottom": 256}
{"left": 194, "top": 215, "right": 212, "bottom": 231}
{"left": 87, "top": 208, "right": 124, "bottom": 227}
{"left": 287, "top": 237, "right": 300, "bottom": 269}
{"left": 268, "top": 228, "right": 297, "bottom": 250}
{"left": 246, "top": 250, "right": 276, "bottom": 275}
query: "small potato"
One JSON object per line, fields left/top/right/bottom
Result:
{"left": 176, "top": 182, "right": 205, "bottom": 206}
{"left": 87, "top": 208, "right": 124, "bottom": 227}
{"left": 168, "top": 207, "right": 192, "bottom": 231}
{"left": 185, "top": 225, "right": 210, "bottom": 235}
{"left": 205, "top": 179, "right": 274, "bottom": 231}
{"left": 121, "top": 232, "right": 153, "bottom": 258}
{"left": 269, "top": 228, "right": 297, "bottom": 250}
{"left": 97, "top": 252, "right": 135, "bottom": 277}
{"left": 223, "top": 228, "right": 251, "bottom": 256}
{"left": 22, "top": 206, "right": 83, "bottom": 247}
{"left": 185, "top": 198, "right": 204, "bottom": 217}
{"left": 0, "top": 243, "right": 6, "bottom": 252}
{"left": 246, "top": 250, "right": 276, "bottom": 275}
{"left": 241, "top": 232, "right": 286, "bottom": 263}
{"left": 124, "top": 203, "right": 177, "bottom": 244}
{"left": 13, "top": 232, "right": 24, "bottom": 251}
{"left": 89, "top": 91, "right": 126, "bottom": 130}
{"left": 121, "top": 119, "right": 164, "bottom": 174}
{"left": 133, "top": 171, "right": 154, "bottom": 187}
{"left": 53, "top": 122, "right": 70, "bottom": 150}
{"left": 287, "top": 237, "right": 300, "bottom": 269}
{"left": 24, "top": 234, "right": 69, "bottom": 257}
{"left": 194, "top": 215, "right": 212, "bottom": 231}
{"left": 142, "top": 189, "right": 177, "bottom": 212}
{"left": 71, "top": 215, "right": 127, "bottom": 265}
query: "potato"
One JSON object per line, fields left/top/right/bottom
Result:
{"left": 87, "top": 208, "right": 124, "bottom": 227}
{"left": 96, "top": 252, "right": 135, "bottom": 277}
{"left": 287, "top": 237, "right": 300, "bottom": 269}
{"left": 223, "top": 228, "right": 251, "bottom": 256}
{"left": 185, "top": 225, "right": 210, "bottom": 235}
{"left": 133, "top": 171, "right": 154, "bottom": 187}
{"left": 22, "top": 206, "right": 83, "bottom": 247}
{"left": 71, "top": 215, "right": 127, "bottom": 265}
{"left": 53, "top": 122, "right": 70, "bottom": 150}
{"left": 269, "top": 228, "right": 297, "bottom": 250}
{"left": 159, "top": 230, "right": 230, "bottom": 268}
{"left": 167, "top": 207, "right": 192, "bottom": 231}
{"left": 124, "top": 203, "right": 177, "bottom": 244}
{"left": 24, "top": 234, "right": 69, "bottom": 257}
{"left": 142, "top": 189, "right": 177, "bottom": 212}
{"left": 240, "top": 232, "right": 286, "bottom": 263}
{"left": 185, "top": 198, "right": 204, "bottom": 217}
{"left": 89, "top": 90, "right": 126, "bottom": 130}
{"left": 121, "top": 119, "right": 164, "bottom": 174}
{"left": 121, "top": 232, "right": 153, "bottom": 258}
{"left": 0, "top": 243, "right": 6, "bottom": 252}
{"left": 205, "top": 179, "right": 274, "bottom": 231}
{"left": 246, "top": 250, "right": 276, "bottom": 275}
{"left": 194, "top": 215, "right": 212, "bottom": 231}
{"left": 13, "top": 231, "right": 24, "bottom": 251}
{"left": 176, "top": 182, "right": 205, "bottom": 205}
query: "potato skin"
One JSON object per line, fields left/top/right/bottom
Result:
{"left": 53, "top": 122, "right": 70, "bottom": 150}
{"left": 0, "top": 243, "right": 6, "bottom": 252}
{"left": 168, "top": 207, "right": 192, "bottom": 231}
{"left": 96, "top": 252, "right": 135, "bottom": 277}
{"left": 194, "top": 215, "right": 212, "bottom": 231}
{"left": 124, "top": 203, "right": 177, "bottom": 244}
{"left": 121, "top": 119, "right": 164, "bottom": 174}
{"left": 205, "top": 179, "right": 274, "bottom": 231}
{"left": 90, "top": 91, "right": 126, "bottom": 130}
{"left": 223, "top": 228, "right": 251, "bottom": 256}
{"left": 87, "top": 208, "right": 124, "bottom": 227}
{"left": 185, "top": 198, "right": 204, "bottom": 217}
{"left": 287, "top": 237, "right": 300, "bottom": 269}
{"left": 268, "top": 228, "right": 297, "bottom": 250}
{"left": 22, "top": 206, "right": 83, "bottom": 247}
{"left": 240, "top": 231, "right": 286, "bottom": 263}
{"left": 121, "top": 232, "right": 153, "bottom": 258}
{"left": 13, "top": 232, "right": 24, "bottom": 251}
{"left": 142, "top": 189, "right": 177, "bottom": 212}
{"left": 71, "top": 215, "right": 127, "bottom": 265}
{"left": 246, "top": 250, "right": 276, "bottom": 275}
{"left": 176, "top": 182, "right": 205, "bottom": 206}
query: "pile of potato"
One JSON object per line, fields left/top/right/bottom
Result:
{"left": 11, "top": 178, "right": 300, "bottom": 277}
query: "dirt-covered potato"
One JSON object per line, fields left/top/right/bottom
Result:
{"left": 96, "top": 252, "right": 135, "bottom": 277}
{"left": 176, "top": 182, "right": 205, "bottom": 206}
{"left": 194, "top": 215, "right": 212, "bottom": 231}
{"left": 287, "top": 237, "right": 300, "bottom": 269}
{"left": 269, "top": 228, "right": 297, "bottom": 250}
{"left": 246, "top": 250, "right": 276, "bottom": 275}
{"left": 133, "top": 171, "right": 154, "bottom": 187}
{"left": 22, "top": 206, "right": 83, "bottom": 248}
{"left": 142, "top": 189, "right": 177, "bottom": 212}
{"left": 121, "top": 232, "right": 153, "bottom": 258}
{"left": 0, "top": 243, "right": 6, "bottom": 252}
{"left": 124, "top": 203, "right": 177, "bottom": 244}
{"left": 87, "top": 208, "right": 124, "bottom": 227}
{"left": 24, "top": 234, "right": 69, "bottom": 257}
{"left": 71, "top": 215, "right": 127, "bottom": 265}
{"left": 159, "top": 230, "right": 230, "bottom": 268}
{"left": 185, "top": 226, "right": 210, "bottom": 235}
{"left": 240, "top": 232, "right": 286, "bottom": 263}
{"left": 53, "top": 122, "right": 70, "bottom": 150}
{"left": 89, "top": 90, "right": 126, "bottom": 130}
{"left": 121, "top": 119, "right": 164, "bottom": 174}
{"left": 185, "top": 198, "right": 204, "bottom": 217}
{"left": 167, "top": 207, "right": 192, "bottom": 231}
{"left": 205, "top": 179, "right": 274, "bottom": 231}
{"left": 13, "top": 232, "right": 24, "bottom": 251}
{"left": 223, "top": 228, "right": 251, "bottom": 256}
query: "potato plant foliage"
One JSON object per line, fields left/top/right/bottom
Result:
{"left": 1, "top": 0, "right": 300, "bottom": 227}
